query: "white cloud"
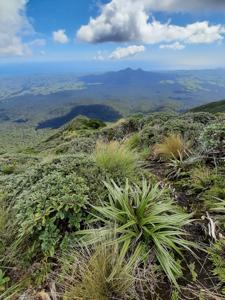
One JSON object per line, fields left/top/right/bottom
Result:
{"left": 0, "top": 0, "right": 33, "bottom": 56}
{"left": 109, "top": 45, "right": 146, "bottom": 59}
{"left": 53, "top": 29, "right": 69, "bottom": 44}
{"left": 142, "top": 0, "right": 225, "bottom": 12}
{"left": 160, "top": 42, "right": 185, "bottom": 50}
{"left": 77, "top": 0, "right": 225, "bottom": 46}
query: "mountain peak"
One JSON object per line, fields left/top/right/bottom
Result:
{"left": 122, "top": 67, "right": 144, "bottom": 73}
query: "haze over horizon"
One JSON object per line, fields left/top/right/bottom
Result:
{"left": 1, "top": 0, "right": 225, "bottom": 71}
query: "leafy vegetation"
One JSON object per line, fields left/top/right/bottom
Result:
{"left": 199, "top": 122, "right": 225, "bottom": 158}
{"left": 191, "top": 99, "right": 225, "bottom": 113}
{"left": 13, "top": 172, "right": 89, "bottom": 259}
{"left": 209, "top": 240, "right": 225, "bottom": 293}
{"left": 1, "top": 110, "right": 225, "bottom": 299}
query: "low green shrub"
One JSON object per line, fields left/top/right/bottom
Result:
{"left": 65, "top": 116, "right": 106, "bottom": 131}
{"left": 182, "top": 112, "right": 215, "bottom": 125}
{"left": 54, "top": 137, "right": 97, "bottom": 155}
{"left": 199, "top": 122, "right": 225, "bottom": 158}
{"left": 101, "top": 117, "right": 143, "bottom": 141}
{"left": 138, "top": 113, "right": 203, "bottom": 148}
{"left": 13, "top": 171, "right": 89, "bottom": 259}
{"left": 3, "top": 154, "right": 106, "bottom": 207}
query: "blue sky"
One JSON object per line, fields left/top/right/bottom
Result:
{"left": 1, "top": 0, "right": 225, "bottom": 71}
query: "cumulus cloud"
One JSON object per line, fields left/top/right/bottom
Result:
{"left": 0, "top": 0, "right": 33, "bottom": 56}
{"left": 109, "top": 45, "right": 145, "bottom": 59}
{"left": 53, "top": 29, "right": 69, "bottom": 44}
{"left": 160, "top": 42, "right": 185, "bottom": 50}
{"left": 77, "top": 0, "right": 225, "bottom": 46}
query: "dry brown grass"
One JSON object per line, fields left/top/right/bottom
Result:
{"left": 153, "top": 134, "right": 190, "bottom": 160}
{"left": 59, "top": 242, "right": 136, "bottom": 300}
{"left": 182, "top": 284, "right": 225, "bottom": 300}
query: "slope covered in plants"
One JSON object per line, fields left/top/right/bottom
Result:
{"left": 191, "top": 99, "right": 225, "bottom": 114}
{"left": 0, "top": 112, "right": 225, "bottom": 300}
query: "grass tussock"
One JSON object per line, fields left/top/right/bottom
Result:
{"left": 153, "top": 134, "right": 190, "bottom": 160}
{"left": 124, "top": 133, "right": 141, "bottom": 150}
{"left": 95, "top": 141, "right": 137, "bottom": 179}
{"left": 60, "top": 242, "right": 136, "bottom": 300}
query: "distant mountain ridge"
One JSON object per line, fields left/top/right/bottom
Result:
{"left": 1, "top": 68, "right": 225, "bottom": 129}
{"left": 80, "top": 68, "right": 176, "bottom": 86}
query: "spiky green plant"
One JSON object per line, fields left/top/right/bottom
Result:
{"left": 78, "top": 179, "right": 195, "bottom": 287}
{"left": 206, "top": 197, "right": 225, "bottom": 213}
{"left": 167, "top": 154, "right": 201, "bottom": 179}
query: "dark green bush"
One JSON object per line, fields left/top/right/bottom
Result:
{"left": 101, "top": 117, "right": 143, "bottom": 141}
{"left": 199, "top": 122, "right": 225, "bottom": 158}
{"left": 181, "top": 112, "right": 215, "bottom": 125}
{"left": 14, "top": 171, "right": 89, "bottom": 258}
{"left": 138, "top": 113, "right": 204, "bottom": 148}
{"left": 3, "top": 154, "right": 106, "bottom": 206}
{"left": 66, "top": 116, "right": 106, "bottom": 131}
{"left": 55, "top": 137, "right": 97, "bottom": 155}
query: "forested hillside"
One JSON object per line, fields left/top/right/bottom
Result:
{"left": 191, "top": 99, "right": 225, "bottom": 114}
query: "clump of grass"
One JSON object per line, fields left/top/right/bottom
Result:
{"left": 125, "top": 132, "right": 141, "bottom": 150}
{"left": 191, "top": 166, "right": 213, "bottom": 188}
{"left": 95, "top": 141, "right": 137, "bottom": 180}
{"left": 153, "top": 134, "right": 190, "bottom": 160}
{"left": 59, "top": 242, "right": 136, "bottom": 300}
{"left": 78, "top": 179, "right": 195, "bottom": 287}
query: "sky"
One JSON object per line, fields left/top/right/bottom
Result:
{"left": 1, "top": 0, "right": 225, "bottom": 71}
